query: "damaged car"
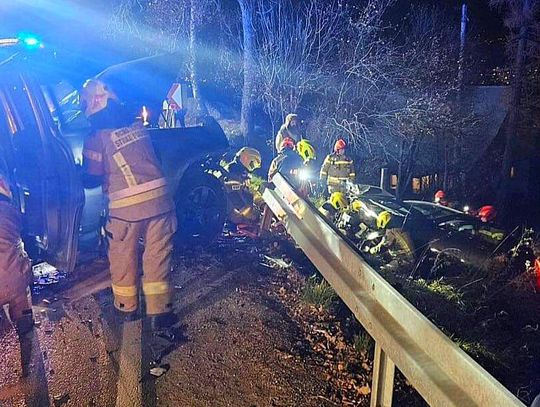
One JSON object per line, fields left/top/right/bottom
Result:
{"left": 0, "top": 38, "right": 229, "bottom": 274}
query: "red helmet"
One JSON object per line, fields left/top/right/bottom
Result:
{"left": 434, "top": 190, "right": 446, "bottom": 200}
{"left": 477, "top": 205, "right": 496, "bottom": 222}
{"left": 280, "top": 137, "right": 295, "bottom": 151}
{"left": 534, "top": 258, "right": 540, "bottom": 290}
{"left": 334, "top": 139, "right": 347, "bottom": 152}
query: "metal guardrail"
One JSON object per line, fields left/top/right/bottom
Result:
{"left": 262, "top": 173, "right": 525, "bottom": 407}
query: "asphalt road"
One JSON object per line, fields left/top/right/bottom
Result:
{"left": 0, "top": 239, "right": 335, "bottom": 407}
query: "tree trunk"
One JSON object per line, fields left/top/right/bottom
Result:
{"left": 396, "top": 140, "right": 417, "bottom": 200}
{"left": 238, "top": 0, "right": 255, "bottom": 146}
{"left": 457, "top": 2, "right": 468, "bottom": 95}
{"left": 497, "top": 0, "right": 530, "bottom": 215}
{"left": 443, "top": 137, "right": 449, "bottom": 191}
{"left": 189, "top": 0, "right": 208, "bottom": 117}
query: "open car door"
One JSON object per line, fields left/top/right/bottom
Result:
{"left": 0, "top": 71, "right": 84, "bottom": 273}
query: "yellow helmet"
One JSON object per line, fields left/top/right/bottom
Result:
{"left": 236, "top": 147, "right": 262, "bottom": 172}
{"left": 350, "top": 200, "right": 362, "bottom": 212}
{"left": 376, "top": 211, "right": 392, "bottom": 229}
{"left": 80, "top": 79, "right": 117, "bottom": 117}
{"left": 296, "top": 139, "right": 316, "bottom": 163}
{"left": 329, "top": 192, "right": 348, "bottom": 211}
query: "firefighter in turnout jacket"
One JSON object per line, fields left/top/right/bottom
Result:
{"left": 320, "top": 139, "right": 355, "bottom": 195}
{"left": 0, "top": 172, "right": 33, "bottom": 335}
{"left": 221, "top": 147, "right": 262, "bottom": 225}
{"left": 81, "top": 79, "right": 176, "bottom": 328}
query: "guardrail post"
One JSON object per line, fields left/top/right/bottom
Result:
{"left": 259, "top": 205, "right": 274, "bottom": 235}
{"left": 371, "top": 342, "right": 395, "bottom": 407}
{"left": 380, "top": 168, "right": 389, "bottom": 191}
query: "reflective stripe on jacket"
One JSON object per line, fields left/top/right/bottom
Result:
{"left": 83, "top": 124, "right": 174, "bottom": 221}
{"left": 319, "top": 153, "right": 355, "bottom": 186}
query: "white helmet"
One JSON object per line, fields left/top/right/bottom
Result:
{"left": 80, "top": 79, "right": 117, "bottom": 117}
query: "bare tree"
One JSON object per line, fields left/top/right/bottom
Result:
{"left": 490, "top": 0, "right": 540, "bottom": 214}
{"left": 103, "top": 0, "right": 190, "bottom": 55}
{"left": 237, "top": 0, "right": 256, "bottom": 145}
{"left": 189, "top": 0, "right": 209, "bottom": 116}
{"left": 254, "top": 0, "right": 347, "bottom": 139}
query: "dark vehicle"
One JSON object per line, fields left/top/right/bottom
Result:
{"left": 404, "top": 200, "right": 522, "bottom": 271}
{"left": 338, "top": 184, "right": 523, "bottom": 274}
{"left": 341, "top": 184, "right": 441, "bottom": 256}
{"left": 0, "top": 38, "right": 229, "bottom": 274}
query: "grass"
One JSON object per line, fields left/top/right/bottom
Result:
{"left": 302, "top": 274, "right": 337, "bottom": 310}
{"left": 412, "top": 278, "right": 464, "bottom": 305}
{"left": 451, "top": 336, "right": 501, "bottom": 365}
{"left": 353, "top": 332, "right": 374, "bottom": 355}
{"left": 310, "top": 195, "right": 326, "bottom": 209}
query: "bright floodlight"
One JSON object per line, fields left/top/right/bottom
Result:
{"left": 298, "top": 168, "right": 311, "bottom": 181}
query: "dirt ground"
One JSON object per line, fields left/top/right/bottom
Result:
{"left": 0, "top": 238, "right": 342, "bottom": 407}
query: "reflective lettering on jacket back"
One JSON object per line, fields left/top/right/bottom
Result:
{"left": 111, "top": 128, "right": 148, "bottom": 150}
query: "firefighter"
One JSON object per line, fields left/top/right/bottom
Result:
{"left": 0, "top": 171, "right": 33, "bottom": 336}
{"left": 320, "top": 138, "right": 355, "bottom": 195}
{"left": 477, "top": 205, "right": 497, "bottom": 223}
{"left": 336, "top": 199, "right": 364, "bottom": 239}
{"left": 268, "top": 137, "right": 303, "bottom": 182}
{"left": 221, "top": 147, "right": 262, "bottom": 225}
{"left": 368, "top": 211, "right": 415, "bottom": 263}
{"left": 434, "top": 190, "right": 448, "bottom": 206}
{"left": 319, "top": 191, "right": 348, "bottom": 223}
{"left": 275, "top": 113, "right": 301, "bottom": 154}
{"left": 295, "top": 139, "right": 317, "bottom": 196}
{"left": 80, "top": 79, "right": 177, "bottom": 329}
{"left": 296, "top": 139, "right": 316, "bottom": 165}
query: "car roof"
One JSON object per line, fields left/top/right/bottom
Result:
{"left": 404, "top": 200, "right": 465, "bottom": 215}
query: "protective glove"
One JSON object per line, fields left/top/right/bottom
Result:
{"left": 369, "top": 242, "right": 383, "bottom": 255}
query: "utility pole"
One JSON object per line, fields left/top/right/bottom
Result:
{"left": 445, "top": 2, "right": 468, "bottom": 192}
{"left": 457, "top": 2, "right": 468, "bottom": 94}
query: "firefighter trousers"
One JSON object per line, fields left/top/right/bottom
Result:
{"left": 106, "top": 211, "right": 177, "bottom": 316}
{"left": 0, "top": 244, "right": 32, "bottom": 324}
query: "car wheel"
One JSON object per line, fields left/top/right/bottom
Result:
{"left": 175, "top": 171, "right": 226, "bottom": 244}
{"left": 386, "top": 228, "right": 415, "bottom": 260}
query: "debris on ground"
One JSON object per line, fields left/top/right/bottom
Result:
{"left": 266, "top": 263, "right": 374, "bottom": 406}
{"left": 262, "top": 255, "right": 292, "bottom": 270}
{"left": 52, "top": 392, "right": 70, "bottom": 406}
{"left": 32, "top": 262, "right": 67, "bottom": 292}
{"left": 149, "top": 364, "right": 170, "bottom": 378}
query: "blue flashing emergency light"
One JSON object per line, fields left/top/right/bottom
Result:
{"left": 18, "top": 34, "right": 43, "bottom": 49}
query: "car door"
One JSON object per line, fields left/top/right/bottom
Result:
{"left": 0, "top": 70, "right": 84, "bottom": 272}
